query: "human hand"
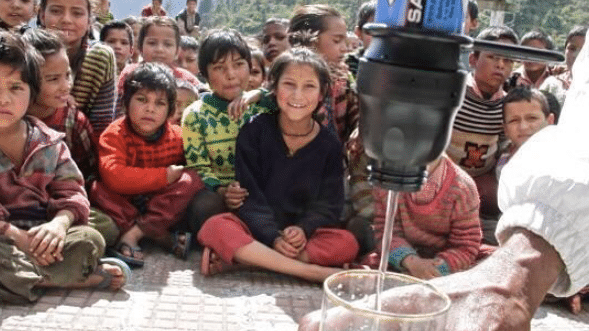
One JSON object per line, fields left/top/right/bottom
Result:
{"left": 273, "top": 236, "right": 299, "bottom": 259}
{"left": 166, "top": 165, "right": 184, "bottom": 184}
{"left": 223, "top": 181, "right": 248, "bottom": 209}
{"left": 282, "top": 226, "right": 306, "bottom": 251}
{"left": 227, "top": 90, "right": 262, "bottom": 121}
{"left": 402, "top": 255, "right": 442, "bottom": 280}
{"left": 300, "top": 230, "right": 563, "bottom": 331}
{"left": 27, "top": 213, "right": 71, "bottom": 266}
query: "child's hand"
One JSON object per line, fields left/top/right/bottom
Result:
{"left": 166, "top": 165, "right": 184, "bottom": 184}
{"left": 27, "top": 213, "right": 72, "bottom": 266}
{"left": 401, "top": 255, "right": 442, "bottom": 280}
{"left": 273, "top": 236, "right": 299, "bottom": 259}
{"left": 227, "top": 89, "right": 262, "bottom": 121}
{"left": 282, "top": 226, "right": 307, "bottom": 252}
{"left": 223, "top": 181, "right": 249, "bottom": 209}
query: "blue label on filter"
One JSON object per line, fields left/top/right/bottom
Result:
{"left": 376, "top": 0, "right": 464, "bottom": 34}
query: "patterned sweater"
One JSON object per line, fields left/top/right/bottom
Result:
{"left": 0, "top": 117, "right": 89, "bottom": 229}
{"left": 97, "top": 117, "right": 185, "bottom": 195}
{"left": 182, "top": 93, "right": 275, "bottom": 191}
{"left": 373, "top": 156, "right": 482, "bottom": 274}
{"left": 447, "top": 74, "right": 506, "bottom": 177}
{"left": 72, "top": 42, "right": 117, "bottom": 139}
{"left": 39, "top": 104, "right": 97, "bottom": 182}
{"left": 316, "top": 67, "right": 359, "bottom": 144}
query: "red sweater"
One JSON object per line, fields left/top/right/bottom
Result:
{"left": 98, "top": 117, "right": 185, "bottom": 195}
{"left": 373, "top": 156, "right": 482, "bottom": 273}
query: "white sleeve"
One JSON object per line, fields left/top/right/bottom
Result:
{"left": 496, "top": 30, "right": 589, "bottom": 297}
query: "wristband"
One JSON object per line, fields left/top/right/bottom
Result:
{"left": 0, "top": 221, "right": 10, "bottom": 235}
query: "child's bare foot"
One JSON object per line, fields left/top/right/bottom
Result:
{"left": 200, "top": 247, "right": 231, "bottom": 276}
{"left": 568, "top": 294, "right": 583, "bottom": 314}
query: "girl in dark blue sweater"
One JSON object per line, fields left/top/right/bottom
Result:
{"left": 197, "top": 48, "right": 359, "bottom": 282}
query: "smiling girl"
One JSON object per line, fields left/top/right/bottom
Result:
{"left": 197, "top": 47, "right": 359, "bottom": 282}
{"left": 38, "top": 0, "right": 117, "bottom": 139}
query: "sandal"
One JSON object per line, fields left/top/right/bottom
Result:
{"left": 96, "top": 257, "right": 132, "bottom": 290}
{"left": 109, "top": 242, "right": 144, "bottom": 268}
{"left": 200, "top": 247, "right": 230, "bottom": 276}
{"left": 172, "top": 231, "right": 192, "bottom": 260}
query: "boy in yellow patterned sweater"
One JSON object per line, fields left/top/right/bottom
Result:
{"left": 182, "top": 29, "right": 275, "bottom": 233}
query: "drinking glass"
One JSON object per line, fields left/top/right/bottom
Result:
{"left": 320, "top": 270, "right": 450, "bottom": 331}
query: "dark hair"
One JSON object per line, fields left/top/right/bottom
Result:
{"left": 565, "top": 25, "right": 588, "bottom": 48}
{"left": 268, "top": 47, "right": 331, "bottom": 115}
{"left": 186, "top": 0, "right": 197, "bottom": 3}
{"left": 176, "top": 78, "right": 198, "bottom": 96}
{"left": 198, "top": 29, "right": 251, "bottom": 81}
{"left": 289, "top": 4, "right": 344, "bottom": 45}
{"left": 264, "top": 17, "right": 289, "bottom": 29}
{"left": 250, "top": 49, "right": 266, "bottom": 80}
{"left": 357, "top": 1, "right": 376, "bottom": 30}
{"left": 23, "top": 29, "right": 65, "bottom": 58}
{"left": 100, "top": 20, "right": 134, "bottom": 46}
{"left": 122, "top": 62, "right": 177, "bottom": 117}
{"left": 0, "top": 32, "right": 43, "bottom": 102}
{"left": 473, "top": 26, "right": 519, "bottom": 56}
{"left": 179, "top": 35, "right": 199, "bottom": 52}
{"left": 540, "top": 90, "right": 560, "bottom": 124}
{"left": 503, "top": 86, "right": 550, "bottom": 121}
{"left": 138, "top": 16, "right": 180, "bottom": 52}
{"left": 467, "top": 0, "right": 479, "bottom": 20}
{"left": 122, "top": 16, "right": 140, "bottom": 27}
{"left": 520, "top": 29, "right": 555, "bottom": 50}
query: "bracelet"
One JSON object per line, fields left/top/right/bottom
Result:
{"left": 0, "top": 221, "right": 10, "bottom": 235}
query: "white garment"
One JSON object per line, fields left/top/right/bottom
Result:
{"left": 496, "top": 30, "right": 589, "bottom": 297}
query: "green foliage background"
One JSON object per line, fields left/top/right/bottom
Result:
{"left": 197, "top": 0, "right": 587, "bottom": 48}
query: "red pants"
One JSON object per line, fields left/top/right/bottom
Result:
{"left": 90, "top": 171, "right": 204, "bottom": 239}
{"left": 197, "top": 212, "right": 359, "bottom": 267}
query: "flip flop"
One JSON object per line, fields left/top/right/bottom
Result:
{"left": 109, "top": 242, "right": 144, "bottom": 268}
{"left": 96, "top": 257, "right": 132, "bottom": 290}
{"left": 172, "top": 231, "right": 192, "bottom": 260}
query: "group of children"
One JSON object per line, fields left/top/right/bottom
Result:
{"left": 0, "top": 0, "right": 585, "bottom": 313}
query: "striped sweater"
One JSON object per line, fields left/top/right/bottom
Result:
{"left": 182, "top": 93, "right": 275, "bottom": 191}
{"left": 71, "top": 42, "right": 117, "bottom": 140}
{"left": 447, "top": 74, "right": 506, "bottom": 177}
{"left": 373, "top": 156, "right": 482, "bottom": 274}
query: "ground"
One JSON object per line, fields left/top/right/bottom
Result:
{"left": 1, "top": 245, "right": 589, "bottom": 331}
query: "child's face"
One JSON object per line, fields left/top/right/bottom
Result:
{"left": 104, "top": 28, "right": 133, "bottom": 70}
{"left": 469, "top": 38, "right": 515, "bottom": 95}
{"left": 128, "top": 88, "right": 170, "bottom": 137}
{"left": 141, "top": 25, "right": 178, "bottom": 66}
{"left": 566, "top": 35, "right": 586, "bottom": 71}
{"left": 176, "top": 47, "right": 199, "bottom": 76}
{"left": 35, "top": 49, "right": 72, "bottom": 111}
{"left": 247, "top": 59, "right": 263, "bottom": 91}
{"left": 261, "top": 23, "right": 289, "bottom": 63}
{"left": 0, "top": 64, "right": 31, "bottom": 131}
{"left": 0, "top": 0, "right": 36, "bottom": 28}
{"left": 315, "top": 16, "right": 348, "bottom": 64}
{"left": 170, "top": 87, "right": 196, "bottom": 125}
{"left": 41, "top": 0, "right": 90, "bottom": 49}
{"left": 275, "top": 63, "right": 322, "bottom": 123}
{"left": 504, "top": 99, "right": 553, "bottom": 149}
{"left": 206, "top": 51, "right": 250, "bottom": 101}
{"left": 522, "top": 39, "right": 548, "bottom": 75}
{"left": 186, "top": 0, "right": 197, "bottom": 13}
